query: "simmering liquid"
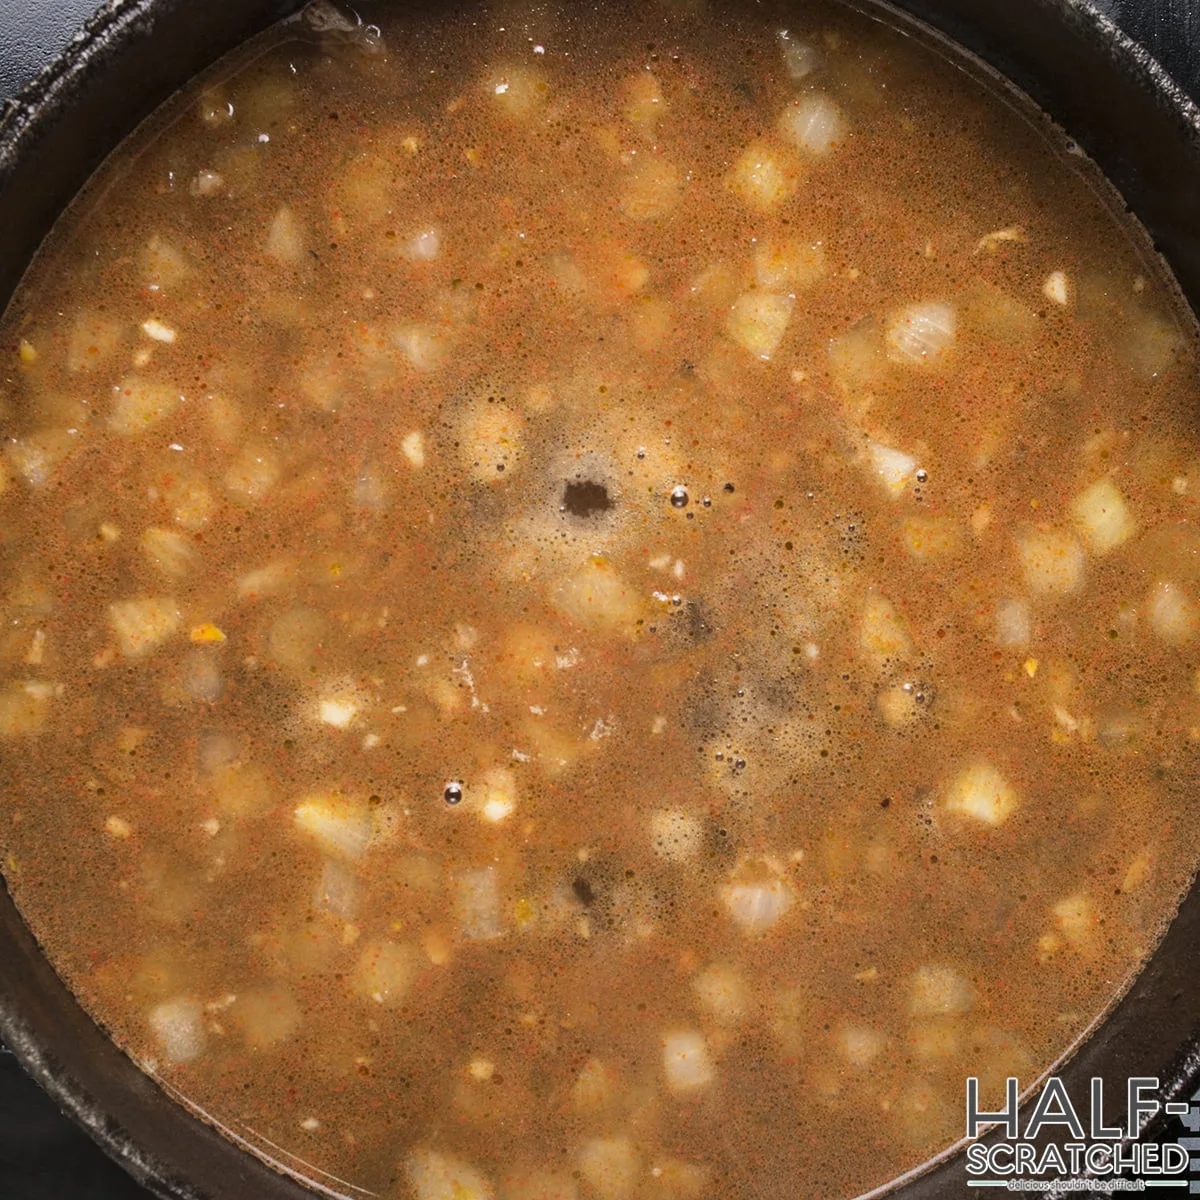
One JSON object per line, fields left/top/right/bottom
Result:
{"left": 2, "top": 1, "right": 1199, "bottom": 1196}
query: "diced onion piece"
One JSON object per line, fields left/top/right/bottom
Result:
{"left": 554, "top": 558, "right": 642, "bottom": 632}
{"left": 109, "top": 597, "right": 181, "bottom": 658}
{"left": 691, "top": 964, "right": 746, "bottom": 1024}
{"left": 1121, "top": 309, "right": 1182, "bottom": 378}
{"left": 1015, "top": 529, "right": 1084, "bottom": 595}
{"left": 407, "top": 1149, "right": 494, "bottom": 1200}
{"left": 967, "top": 282, "right": 1038, "bottom": 344}
{"left": 354, "top": 939, "right": 417, "bottom": 1008}
{"left": 839, "top": 1024, "right": 887, "bottom": 1067}
{"left": 727, "top": 292, "right": 794, "bottom": 360}
{"left": 1147, "top": 580, "right": 1200, "bottom": 645}
{"left": 0, "top": 681, "right": 55, "bottom": 737}
{"left": 726, "top": 140, "right": 801, "bottom": 212}
{"left": 661, "top": 1029, "right": 714, "bottom": 1093}
{"left": 196, "top": 731, "right": 238, "bottom": 773}
{"left": 314, "top": 859, "right": 358, "bottom": 919}
{"left": 753, "top": 238, "right": 825, "bottom": 291}
{"left": 995, "top": 599, "right": 1031, "bottom": 648}
{"left": 474, "top": 767, "right": 517, "bottom": 823}
{"left": 974, "top": 226, "right": 1025, "bottom": 254}
{"left": 141, "top": 318, "right": 177, "bottom": 344}
{"left": 401, "top": 430, "right": 426, "bottom": 468}
{"left": 5, "top": 430, "right": 77, "bottom": 487}
{"left": 140, "top": 235, "right": 190, "bottom": 291}
{"left": 778, "top": 34, "right": 820, "bottom": 80}
{"left": 293, "top": 793, "right": 372, "bottom": 859}
{"left": 859, "top": 591, "right": 912, "bottom": 663}
{"left": 577, "top": 1137, "right": 639, "bottom": 1200}
{"left": 468, "top": 1058, "right": 495, "bottom": 1081}
{"left": 865, "top": 440, "right": 917, "bottom": 497}
{"left": 236, "top": 559, "right": 296, "bottom": 600}
{"left": 181, "top": 651, "right": 223, "bottom": 702}
{"left": 189, "top": 169, "right": 224, "bottom": 197}
{"left": 1043, "top": 270, "right": 1071, "bottom": 307}
{"left": 828, "top": 320, "right": 885, "bottom": 390}
{"left": 394, "top": 323, "right": 450, "bottom": 372}
{"left": 165, "top": 472, "right": 214, "bottom": 531}
{"left": 622, "top": 70, "right": 666, "bottom": 133}
{"left": 571, "top": 1058, "right": 617, "bottom": 1111}
{"left": 1069, "top": 478, "right": 1138, "bottom": 555}
{"left": 620, "top": 158, "right": 681, "bottom": 220}
{"left": 909, "top": 966, "right": 975, "bottom": 1020}
{"left": 109, "top": 377, "right": 181, "bottom": 436}
{"left": 105, "top": 815, "right": 133, "bottom": 839}
{"left": 455, "top": 866, "right": 503, "bottom": 940}
{"left": 777, "top": 93, "right": 847, "bottom": 155}
{"left": 1121, "top": 850, "right": 1152, "bottom": 894}
{"left": 148, "top": 996, "right": 205, "bottom": 1065}
{"left": 223, "top": 446, "right": 280, "bottom": 502}
{"left": 721, "top": 878, "right": 793, "bottom": 933}
{"left": 595, "top": 246, "right": 649, "bottom": 298}
{"left": 266, "top": 205, "right": 306, "bottom": 264}
{"left": 296, "top": 355, "right": 345, "bottom": 412}
{"left": 1051, "top": 893, "right": 1096, "bottom": 948}
{"left": 140, "top": 526, "right": 196, "bottom": 578}
{"left": 207, "top": 394, "right": 242, "bottom": 442}
{"left": 484, "top": 67, "right": 548, "bottom": 118}
{"left": 267, "top": 608, "right": 326, "bottom": 671}
{"left": 351, "top": 465, "right": 389, "bottom": 512}
{"left": 650, "top": 810, "right": 702, "bottom": 862}
{"left": 318, "top": 698, "right": 358, "bottom": 728}
{"left": 886, "top": 301, "right": 956, "bottom": 367}
{"left": 403, "top": 228, "right": 441, "bottom": 262}
{"left": 944, "top": 762, "right": 1018, "bottom": 826}
{"left": 23, "top": 629, "right": 45, "bottom": 666}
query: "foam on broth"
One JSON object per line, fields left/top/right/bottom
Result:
{"left": 1, "top": 1, "right": 1200, "bottom": 1196}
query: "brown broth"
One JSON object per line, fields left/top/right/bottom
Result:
{"left": 2, "top": 1, "right": 1200, "bottom": 1197}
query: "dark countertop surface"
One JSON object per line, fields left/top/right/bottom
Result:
{"left": 1, "top": 1, "right": 1198, "bottom": 1198}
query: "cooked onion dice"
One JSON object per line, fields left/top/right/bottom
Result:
{"left": 354, "top": 939, "right": 417, "bottom": 1008}
{"left": 908, "top": 965, "right": 976, "bottom": 1017}
{"left": 886, "top": 301, "right": 956, "bottom": 367}
{"left": 944, "top": 763, "right": 1018, "bottom": 826}
{"left": 406, "top": 1149, "right": 494, "bottom": 1200}
{"left": 1070, "top": 478, "right": 1137, "bottom": 555}
{"left": 109, "top": 597, "right": 181, "bottom": 658}
{"left": 293, "top": 793, "right": 372, "bottom": 859}
{"left": 1016, "top": 529, "right": 1085, "bottom": 595}
{"left": 577, "top": 1136, "right": 640, "bottom": 1200}
{"left": 726, "top": 140, "right": 801, "bottom": 212}
{"left": 148, "top": 996, "right": 205, "bottom": 1065}
{"left": 777, "top": 93, "right": 848, "bottom": 155}
{"left": 661, "top": 1029, "right": 715, "bottom": 1093}
{"left": 727, "top": 293, "right": 795, "bottom": 360}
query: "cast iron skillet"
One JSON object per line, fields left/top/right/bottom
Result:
{"left": 1, "top": 1, "right": 1199, "bottom": 1197}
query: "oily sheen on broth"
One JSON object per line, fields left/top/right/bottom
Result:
{"left": 1, "top": 1, "right": 1200, "bottom": 1197}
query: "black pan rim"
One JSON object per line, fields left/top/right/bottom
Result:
{"left": 0, "top": 2, "right": 1198, "bottom": 1198}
